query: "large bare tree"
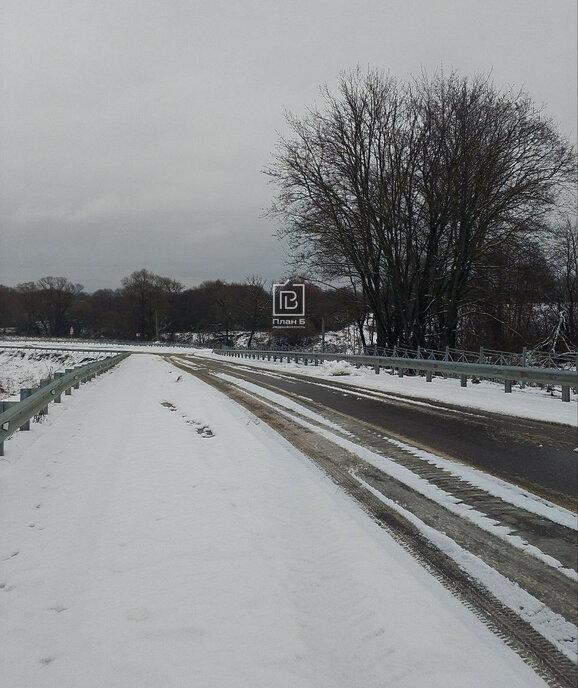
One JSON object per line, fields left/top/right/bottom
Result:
{"left": 16, "top": 276, "right": 83, "bottom": 336}
{"left": 122, "top": 269, "right": 183, "bottom": 340}
{"left": 267, "top": 68, "right": 575, "bottom": 349}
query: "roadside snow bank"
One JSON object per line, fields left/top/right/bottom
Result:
{"left": 322, "top": 359, "right": 357, "bottom": 376}
{"left": 0, "top": 349, "right": 109, "bottom": 398}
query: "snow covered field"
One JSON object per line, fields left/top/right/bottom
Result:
{"left": 0, "top": 355, "right": 549, "bottom": 687}
{"left": 196, "top": 350, "right": 578, "bottom": 428}
{"left": 0, "top": 348, "right": 110, "bottom": 399}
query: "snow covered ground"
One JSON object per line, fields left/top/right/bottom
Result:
{"left": 0, "top": 348, "right": 111, "bottom": 399}
{"left": 0, "top": 355, "right": 549, "bottom": 687}
{"left": 210, "top": 369, "right": 578, "bottom": 661}
{"left": 196, "top": 350, "right": 578, "bottom": 428}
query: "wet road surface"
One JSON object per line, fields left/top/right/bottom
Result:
{"left": 186, "top": 354, "right": 578, "bottom": 508}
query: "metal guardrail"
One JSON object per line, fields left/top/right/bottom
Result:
{"left": 239, "top": 342, "right": 577, "bottom": 371}
{"left": 0, "top": 353, "right": 129, "bottom": 455}
{"left": 215, "top": 349, "right": 578, "bottom": 403}
{"left": 0, "top": 343, "right": 199, "bottom": 354}
{"left": 0, "top": 339, "right": 204, "bottom": 351}
{"left": 361, "top": 344, "right": 577, "bottom": 371}
{"left": 0, "top": 344, "right": 124, "bottom": 354}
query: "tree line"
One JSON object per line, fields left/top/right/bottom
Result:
{"left": 0, "top": 270, "right": 359, "bottom": 347}
{"left": 0, "top": 250, "right": 575, "bottom": 352}
{"left": 266, "top": 69, "right": 576, "bottom": 352}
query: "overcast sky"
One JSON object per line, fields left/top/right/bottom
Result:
{"left": 1, "top": 0, "right": 576, "bottom": 291}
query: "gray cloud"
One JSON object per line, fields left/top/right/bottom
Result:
{"left": 1, "top": 0, "right": 576, "bottom": 290}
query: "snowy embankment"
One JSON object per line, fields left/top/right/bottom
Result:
{"left": 0, "top": 355, "right": 546, "bottom": 687}
{"left": 196, "top": 349, "right": 578, "bottom": 427}
{"left": 0, "top": 348, "right": 110, "bottom": 399}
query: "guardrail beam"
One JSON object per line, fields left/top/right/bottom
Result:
{"left": 0, "top": 353, "right": 129, "bottom": 453}
{"left": 214, "top": 348, "right": 576, "bottom": 403}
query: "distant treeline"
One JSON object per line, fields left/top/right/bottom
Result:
{"left": 0, "top": 272, "right": 359, "bottom": 347}
{"left": 0, "top": 260, "right": 576, "bottom": 352}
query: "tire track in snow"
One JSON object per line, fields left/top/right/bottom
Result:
{"left": 170, "top": 356, "right": 577, "bottom": 688}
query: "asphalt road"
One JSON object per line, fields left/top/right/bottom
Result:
{"left": 186, "top": 354, "right": 578, "bottom": 508}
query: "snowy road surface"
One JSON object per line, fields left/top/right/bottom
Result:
{"left": 0, "top": 355, "right": 549, "bottom": 687}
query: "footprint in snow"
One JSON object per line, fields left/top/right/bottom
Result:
{"left": 161, "top": 401, "right": 214, "bottom": 437}
{"left": 127, "top": 607, "right": 151, "bottom": 622}
{"left": 49, "top": 604, "right": 68, "bottom": 613}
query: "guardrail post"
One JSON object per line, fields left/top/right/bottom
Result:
{"left": 65, "top": 369, "right": 74, "bottom": 394}
{"left": 74, "top": 376, "right": 80, "bottom": 390}
{"left": 314, "top": 357, "right": 319, "bottom": 366}
{"left": 426, "top": 370, "right": 433, "bottom": 382}
{"left": 19, "top": 389, "right": 32, "bottom": 429}
{"left": 398, "top": 367, "right": 404, "bottom": 378}
{"left": 561, "top": 386, "right": 570, "bottom": 402}
{"left": 304, "top": 357, "right": 308, "bottom": 365}
{"left": 504, "top": 379, "right": 512, "bottom": 394}
{"left": 460, "top": 375, "right": 467, "bottom": 387}
{"left": 521, "top": 347, "right": 527, "bottom": 388}
{"left": 374, "top": 363, "right": 380, "bottom": 374}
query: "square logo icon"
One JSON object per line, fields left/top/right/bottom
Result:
{"left": 272, "top": 282, "right": 305, "bottom": 317}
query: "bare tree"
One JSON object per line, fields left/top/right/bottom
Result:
{"left": 548, "top": 217, "right": 578, "bottom": 347}
{"left": 16, "top": 277, "right": 83, "bottom": 336}
{"left": 242, "top": 276, "right": 269, "bottom": 348}
{"left": 122, "top": 269, "right": 183, "bottom": 340}
{"left": 267, "top": 68, "right": 575, "bottom": 349}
